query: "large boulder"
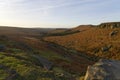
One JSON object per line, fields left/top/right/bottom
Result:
{"left": 84, "top": 59, "right": 120, "bottom": 80}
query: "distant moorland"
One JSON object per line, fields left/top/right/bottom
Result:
{"left": 0, "top": 22, "right": 120, "bottom": 80}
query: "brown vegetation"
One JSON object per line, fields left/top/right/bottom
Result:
{"left": 44, "top": 22, "right": 120, "bottom": 60}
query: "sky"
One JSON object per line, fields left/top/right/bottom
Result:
{"left": 0, "top": 0, "right": 120, "bottom": 28}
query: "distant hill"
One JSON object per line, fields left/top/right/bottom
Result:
{"left": 44, "top": 22, "right": 120, "bottom": 60}
{"left": 0, "top": 26, "right": 55, "bottom": 37}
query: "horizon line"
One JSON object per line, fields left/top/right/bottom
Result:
{"left": 0, "top": 21, "right": 120, "bottom": 28}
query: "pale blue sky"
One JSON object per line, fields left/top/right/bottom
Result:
{"left": 0, "top": 0, "right": 120, "bottom": 28}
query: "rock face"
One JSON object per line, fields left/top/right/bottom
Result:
{"left": 84, "top": 59, "right": 120, "bottom": 80}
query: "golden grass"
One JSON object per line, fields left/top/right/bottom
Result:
{"left": 44, "top": 27, "right": 120, "bottom": 60}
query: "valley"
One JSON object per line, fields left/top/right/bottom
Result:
{"left": 0, "top": 22, "right": 120, "bottom": 80}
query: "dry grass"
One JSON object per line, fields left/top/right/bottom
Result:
{"left": 44, "top": 26, "right": 120, "bottom": 60}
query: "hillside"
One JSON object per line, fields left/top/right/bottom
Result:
{"left": 0, "top": 22, "right": 120, "bottom": 80}
{"left": 44, "top": 22, "right": 120, "bottom": 60}
{"left": 0, "top": 27, "right": 94, "bottom": 80}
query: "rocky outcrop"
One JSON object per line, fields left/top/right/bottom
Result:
{"left": 98, "top": 22, "right": 120, "bottom": 28}
{"left": 84, "top": 59, "right": 120, "bottom": 80}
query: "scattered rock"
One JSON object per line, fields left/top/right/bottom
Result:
{"left": 0, "top": 64, "right": 4, "bottom": 68}
{"left": 55, "top": 73, "right": 64, "bottom": 77}
{"left": 0, "top": 44, "right": 6, "bottom": 52}
{"left": 109, "top": 30, "right": 118, "bottom": 37}
{"left": 84, "top": 59, "right": 120, "bottom": 80}
{"left": 101, "top": 45, "right": 112, "bottom": 52}
{"left": 93, "top": 48, "right": 99, "bottom": 53}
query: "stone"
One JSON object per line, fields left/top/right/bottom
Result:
{"left": 0, "top": 44, "right": 6, "bottom": 51}
{"left": 101, "top": 45, "right": 112, "bottom": 52}
{"left": 109, "top": 30, "right": 118, "bottom": 37}
{"left": 84, "top": 59, "right": 120, "bottom": 80}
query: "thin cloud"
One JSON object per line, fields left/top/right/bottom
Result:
{"left": 0, "top": 0, "right": 99, "bottom": 11}
{"left": 0, "top": 0, "right": 119, "bottom": 28}
{"left": 27, "top": 0, "right": 98, "bottom": 11}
